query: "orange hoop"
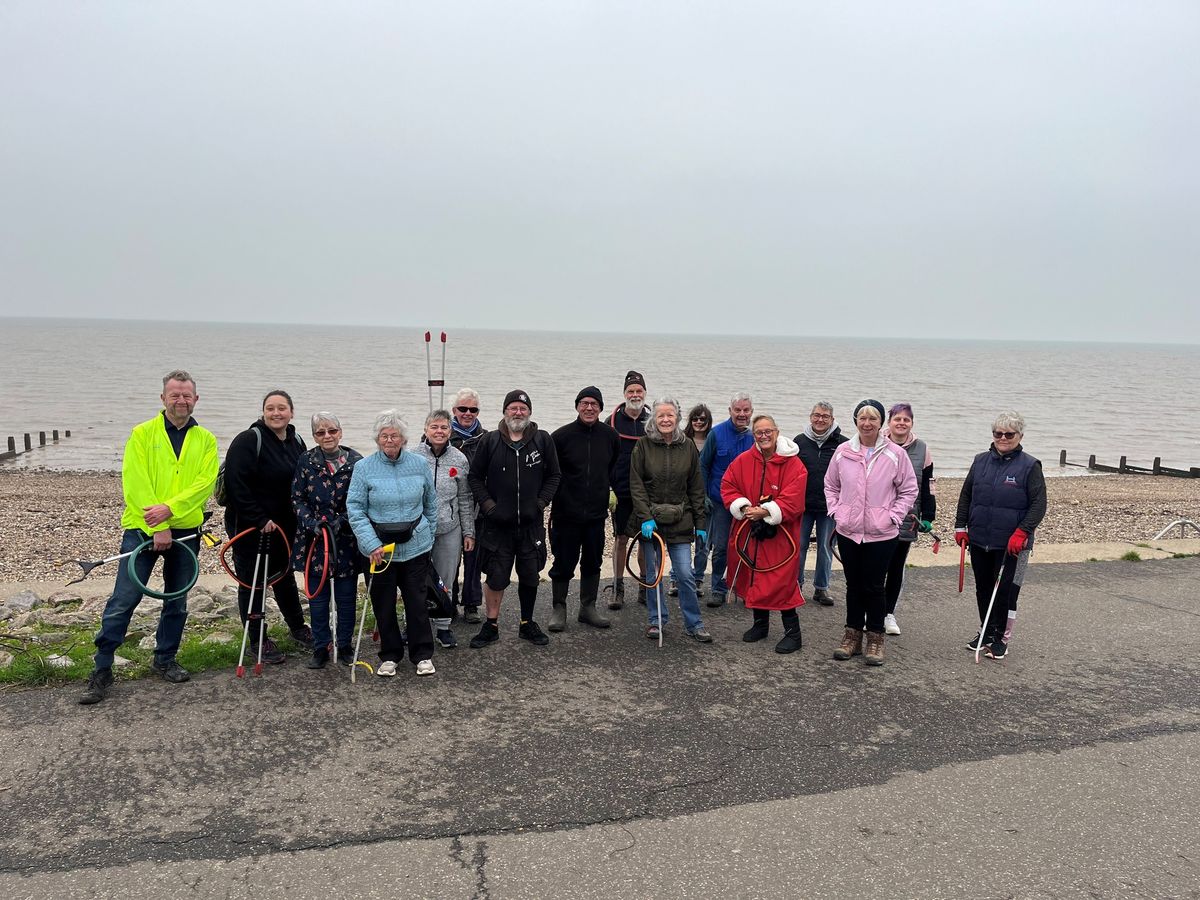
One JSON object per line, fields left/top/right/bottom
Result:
{"left": 219, "top": 527, "right": 293, "bottom": 589}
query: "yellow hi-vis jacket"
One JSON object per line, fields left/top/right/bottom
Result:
{"left": 120, "top": 414, "right": 219, "bottom": 533}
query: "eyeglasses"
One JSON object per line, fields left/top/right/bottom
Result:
{"left": 578, "top": 400, "right": 601, "bottom": 408}
{"left": 313, "top": 428, "right": 340, "bottom": 437}
{"left": 456, "top": 406, "right": 479, "bottom": 414}
{"left": 753, "top": 429, "right": 777, "bottom": 438}
{"left": 811, "top": 413, "right": 832, "bottom": 420}
{"left": 992, "top": 431, "right": 1018, "bottom": 440}
{"left": 378, "top": 434, "right": 403, "bottom": 443}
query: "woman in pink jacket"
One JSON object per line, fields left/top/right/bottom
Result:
{"left": 823, "top": 399, "right": 918, "bottom": 666}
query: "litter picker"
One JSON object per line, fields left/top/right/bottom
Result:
{"left": 975, "top": 565, "right": 1005, "bottom": 664}
{"left": 425, "top": 331, "right": 447, "bottom": 411}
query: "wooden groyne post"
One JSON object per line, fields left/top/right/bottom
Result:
{"left": 1059, "top": 450, "right": 1199, "bottom": 478}
{"left": 0, "top": 430, "right": 71, "bottom": 462}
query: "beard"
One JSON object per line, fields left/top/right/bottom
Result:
{"left": 505, "top": 415, "right": 529, "bottom": 434}
{"left": 625, "top": 397, "right": 644, "bottom": 414}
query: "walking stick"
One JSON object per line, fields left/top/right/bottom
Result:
{"left": 235, "top": 535, "right": 267, "bottom": 678}
{"left": 425, "top": 331, "right": 433, "bottom": 411}
{"left": 958, "top": 542, "right": 966, "bottom": 593}
{"left": 351, "top": 567, "right": 372, "bottom": 684}
{"left": 975, "top": 565, "right": 1005, "bottom": 664}
{"left": 439, "top": 331, "right": 447, "bottom": 410}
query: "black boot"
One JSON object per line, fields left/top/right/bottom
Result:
{"left": 578, "top": 575, "right": 611, "bottom": 628}
{"left": 775, "top": 609, "right": 802, "bottom": 654}
{"left": 307, "top": 647, "right": 330, "bottom": 669}
{"left": 742, "top": 609, "right": 770, "bottom": 643}
{"left": 549, "top": 581, "right": 569, "bottom": 632}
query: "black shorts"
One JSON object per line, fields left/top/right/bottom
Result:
{"left": 477, "top": 521, "right": 547, "bottom": 590}
{"left": 612, "top": 495, "right": 634, "bottom": 537}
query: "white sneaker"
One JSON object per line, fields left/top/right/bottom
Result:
{"left": 376, "top": 660, "right": 397, "bottom": 677}
{"left": 416, "top": 659, "right": 435, "bottom": 677}
{"left": 884, "top": 614, "right": 901, "bottom": 635}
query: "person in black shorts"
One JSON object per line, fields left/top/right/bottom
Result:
{"left": 466, "top": 390, "right": 562, "bottom": 649}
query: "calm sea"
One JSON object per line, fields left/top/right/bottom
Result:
{"left": 2, "top": 318, "right": 1198, "bottom": 478}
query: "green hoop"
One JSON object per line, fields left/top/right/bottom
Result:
{"left": 126, "top": 537, "right": 200, "bottom": 600}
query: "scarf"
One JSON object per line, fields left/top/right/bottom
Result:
{"left": 802, "top": 419, "right": 840, "bottom": 448}
{"left": 451, "top": 418, "right": 482, "bottom": 441}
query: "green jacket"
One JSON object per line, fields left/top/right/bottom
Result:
{"left": 629, "top": 434, "right": 707, "bottom": 543}
{"left": 120, "top": 414, "right": 219, "bottom": 533}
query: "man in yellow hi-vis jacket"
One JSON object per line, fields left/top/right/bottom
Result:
{"left": 80, "top": 370, "right": 218, "bottom": 706}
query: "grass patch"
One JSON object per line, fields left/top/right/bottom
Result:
{"left": 1135, "top": 542, "right": 1152, "bottom": 549}
{"left": 1120, "top": 550, "right": 1142, "bottom": 562}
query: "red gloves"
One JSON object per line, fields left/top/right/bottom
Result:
{"left": 954, "top": 528, "right": 969, "bottom": 549}
{"left": 1007, "top": 528, "right": 1029, "bottom": 555}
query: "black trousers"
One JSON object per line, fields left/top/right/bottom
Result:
{"left": 548, "top": 516, "right": 607, "bottom": 582}
{"left": 838, "top": 535, "right": 897, "bottom": 635}
{"left": 884, "top": 540, "right": 913, "bottom": 615}
{"left": 232, "top": 531, "right": 306, "bottom": 642}
{"left": 369, "top": 551, "right": 434, "bottom": 664}
{"left": 969, "top": 545, "right": 1022, "bottom": 642}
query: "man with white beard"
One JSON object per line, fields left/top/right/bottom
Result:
{"left": 607, "top": 371, "right": 651, "bottom": 609}
{"left": 466, "top": 390, "right": 562, "bottom": 649}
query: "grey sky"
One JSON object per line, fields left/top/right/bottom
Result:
{"left": 2, "top": 2, "right": 1197, "bottom": 342}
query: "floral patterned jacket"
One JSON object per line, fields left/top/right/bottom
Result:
{"left": 291, "top": 445, "right": 364, "bottom": 578}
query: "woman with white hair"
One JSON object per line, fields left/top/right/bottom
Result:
{"left": 629, "top": 397, "right": 711, "bottom": 643}
{"left": 346, "top": 410, "right": 438, "bottom": 677}
{"left": 291, "top": 412, "right": 363, "bottom": 668}
{"left": 954, "top": 411, "right": 1046, "bottom": 660}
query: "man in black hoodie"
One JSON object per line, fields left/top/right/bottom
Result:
{"left": 467, "top": 390, "right": 562, "bottom": 648}
{"left": 793, "top": 401, "right": 849, "bottom": 606}
{"left": 548, "top": 386, "right": 620, "bottom": 632}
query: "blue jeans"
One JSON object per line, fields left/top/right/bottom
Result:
{"left": 798, "top": 512, "right": 836, "bottom": 592}
{"left": 93, "top": 528, "right": 194, "bottom": 669}
{"left": 667, "top": 537, "right": 709, "bottom": 585}
{"left": 708, "top": 502, "right": 733, "bottom": 596}
{"left": 645, "top": 540, "right": 704, "bottom": 632}
{"left": 305, "top": 571, "right": 358, "bottom": 650}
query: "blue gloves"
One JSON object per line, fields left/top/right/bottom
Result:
{"left": 641, "top": 519, "right": 657, "bottom": 539}
{"left": 696, "top": 529, "right": 708, "bottom": 547}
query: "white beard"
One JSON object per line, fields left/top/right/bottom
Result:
{"left": 506, "top": 415, "right": 529, "bottom": 434}
{"left": 625, "top": 398, "right": 644, "bottom": 415}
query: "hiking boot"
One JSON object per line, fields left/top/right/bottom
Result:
{"left": 637, "top": 586, "right": 647, "bottom": 606}
{"left": 336, "top": 645, "right": 353, "bottom": 666}
{"left": 687, "top": 626, "right": 714, "bottom": 643}
{"left": 416, "top": 659, "right": 436, "bottom": 676}
{"left": 608, "top": 578, "right": 625, "bottom": 610}
{"left": 985, "top": 639, "right": 1008, "bottom": 660}
{"left": 289, "top": 624, "right": 314, "bottom": 649}
{"left": 149, "top": 658, "right": 191, "bottom": 683}
{"left": 864, "top": 632, "right": 885, "bottom": 666}
{"left": 775, "top": 629, "right": 802, "bottom": 654}
{"left": 813, "top": 588, "right": 834, "bottom": 606}
{"left": 742, "top": 620, "right": 770, "bottom": 643}
{"left": 435, "top": 629, "right": 458, "bottom": 649}
{"left": 549, "top": 581, "right": 569, "bottom": 632}
{"left": 577, "top": 575, "right": 610, "bottom": 628}
{"left": 306, "top": 648, "right": 330, "bottom": 669}
{"left": 256, "top": 637, "right": 286, "bottom": 665}
{"left": 469, "top": 622, "right": 500, "bottom": 649}
{"left": 667, "top": 579, "right": 678, "bottom": 597}
{"left": 519, "top": 621, "right": 550, "bottom": 646}
{"left": 884, "top": 613, "right": 901, "bottom": 635}
{"left": 833, "top": 627, "right": 863, "bottom": 660}
{"left": 695, "top": 579, "right": 705, "bottom": 598}
{"left": 464, "top": 606, "right": 483, "bottom": 624}
{"left": 79, "top": 667, "right": 114, "bottom": 705}
{"left": 706, "top": 593, "right": 727, "bottom": 608}
{"left": 645, "top": 624, "right": 661, "bottom": 640}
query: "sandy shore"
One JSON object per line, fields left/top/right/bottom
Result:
{"left": 1, "top": 468, "right": 1196, "bottom": 585}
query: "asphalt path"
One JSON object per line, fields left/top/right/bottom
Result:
{"left": 1, "top": 557, "right": 1197, "bottom": 898}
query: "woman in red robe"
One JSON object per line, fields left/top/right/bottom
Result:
{"left": 720, "top": 414, "right": 808, "bottom": 654}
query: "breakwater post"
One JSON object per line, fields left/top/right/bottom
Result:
{"left": 0, "top": 430, "right": 72, "bottom": 463}
{"left": 1059, "top": 450, "right": 1199, "bottom": 478}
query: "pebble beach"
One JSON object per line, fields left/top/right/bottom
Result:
{"left": 1, "top": 468, "right": 1196, "bottom": 586}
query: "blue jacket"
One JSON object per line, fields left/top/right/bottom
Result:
{"left": 956, "top": 445, "right": 1046, "bottom": 551}
{"left": 700, "top": 418, "right": 755, "bottom": 503}
{"left": 346, "top": 449, "right": 437, "bottom": 561}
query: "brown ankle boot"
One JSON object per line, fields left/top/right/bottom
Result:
{"left": 833, "top": 627, "right": 863, "bottom": 660}
{"left": 864, "top": 631, "right": 885, "bottom": 666}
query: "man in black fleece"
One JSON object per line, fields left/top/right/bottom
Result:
{"left": 466, "top": 390, "right": 562, "bottom": 648}
{"left": 548, "top": 386, "right": 620, "bottom": 632}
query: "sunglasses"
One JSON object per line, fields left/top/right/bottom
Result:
{"left": 456, "top": 406, "right": 479, "bottom": 414}
{"left": 313, "top": 428, "right": 340, "bottom": 437}
{"left": 992, "top": 431, "right": 1018, "bottom": 440}
{"left": 691, "top": 416, "right": 708, "bottom": 423}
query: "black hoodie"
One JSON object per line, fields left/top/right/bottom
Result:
{"left": 468, "top": 420, "right": 561, "bottom": 528}
{"left": 223, "top": 419, "right": 306, "bottom": 536}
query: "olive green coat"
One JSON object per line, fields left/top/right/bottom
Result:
{"left": 629, "top": 434, "right": 707, "bottom": 543}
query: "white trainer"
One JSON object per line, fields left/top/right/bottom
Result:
{"left": 416, "top": 659, "right": 435, "bottom": 677}
{"left": 376, "top": 660, "right": 398, "bottom": 677}
{"left": 884, "top": 614, "right": 901, "bottom": 635}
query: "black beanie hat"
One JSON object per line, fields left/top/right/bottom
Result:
{"left": 853, "top": 398, "right": 885, "bottom": 423}
{"left": 503, "top": 389, "right": 532, "bottom": 411}
{"left": 624, "top": 370, "right": 646, "bottom": 390}
{"left": 575, "top": 386, "right": 604, "bottom": 411}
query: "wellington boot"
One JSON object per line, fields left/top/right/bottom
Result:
{"left": 774, "top": 628, "right": 802, "bottom": 654}
{"left": 608, "top": 577, "right": 625, "bottom": 610}
{"left": 549, "top": 581, "right": 569, "bottom": 632}
{"left": 577, "top": 575, "right": 611, "bottom": 628}
{"left": 833, "top": 627, "right": 863, "bottom": 660}
{"left": 864, "top": 631, "right": 885, "bottom": 666}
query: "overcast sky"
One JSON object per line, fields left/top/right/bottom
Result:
{"left": 2, "top": 2, "right": 1197, "bottom": 342}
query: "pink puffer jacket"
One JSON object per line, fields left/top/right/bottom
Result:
{"left": 824, "top": 435, "right": 918, "bottom": 544}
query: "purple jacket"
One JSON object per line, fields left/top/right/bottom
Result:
{"left": 824, "top": 435, "right": 918, "bottom": 544}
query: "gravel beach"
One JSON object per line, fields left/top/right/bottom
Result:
{"left": 1, "top": 468, "right": 1196, "bottom": 583}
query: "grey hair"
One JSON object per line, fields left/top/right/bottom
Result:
{"left": 992, "top": 410, "right": 1025, "bottom": 436}
{"left": 751, "top": 414, "right": 777, "bottom": 431}
{"left": 310, "top": 411, "right": 341, "bottom": 432}
{"left": 646, "top": 396, "right": 686, "bottom": 444}
{"left": 162, "top": 369, "right": 196, "bottom": 391}
{"left": 425, "top": 409, "right": 452, "bottom": 428}
{"left": 811, "top": 401, "right": 834, "bottom": 415}
{"left": 371, "top": 409, "right": 408, "bottom": 441}
{"left": 729, "top": 391, "right": 753, "bottom": 408}
{"left": 452, "top": 388, "right": 480, "bottom": 407}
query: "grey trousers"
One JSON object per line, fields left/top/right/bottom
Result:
{"left": 430, "top": 526, "right": 463, "bottom": 630}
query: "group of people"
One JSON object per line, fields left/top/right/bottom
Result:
{"left": 78, "top": 369, "right": 1047, "bottom": 704}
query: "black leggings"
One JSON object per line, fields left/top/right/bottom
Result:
{"left": 884, "top": 540, "right": 913, "bottom": 616}
{"left": 969, "top": 545, "right": 1023, "bottom": 642}
{"left": 368, "top": 551, "right": 434, "bottom": 664}
{"left": 232, "top": 531, "right": 306, "bottom": 642}
{"left": 837, "top": 535, "right": 897, "bottom": 634}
